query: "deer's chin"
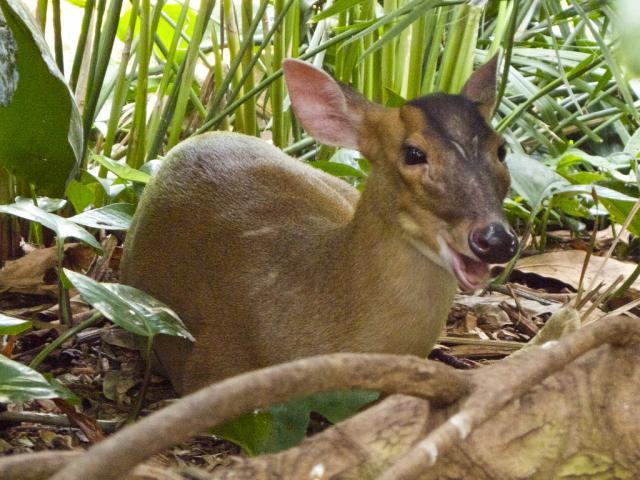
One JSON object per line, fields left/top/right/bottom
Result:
{"left": 438, "top": 238, "right": 489, "bottom": 292}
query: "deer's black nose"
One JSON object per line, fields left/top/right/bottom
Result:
{"left": 468, "top": 223, "right": 518, "bottom": 264}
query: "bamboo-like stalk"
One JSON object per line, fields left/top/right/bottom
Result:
{"left": 240, "top": 0, "right": 257, "bottom": 136}
{"left": 381, "top": 0, "right": 397, "bottom": 104}
{"left": 51, "top": 0, "right": 64, "bottom": 74}
{"left": 437, "top": 4, "right": 468, "bottom": 93}
{"left": 126, "top": 0, "right": 151, "bottom": 168}
{"left": 422, "top": 7, "right": 446, "bottom": 95}
{"left": 223, "top": 0, "right": 245, "bottom": 133}
{"left": 406, "top": 12, "right": 426, "bottom": 99}
{"left": 81, "top": 0, "right": 124, "bottom": 158}
{"left": 271, "top": 0, "right": 286, "bottom": 147}
{"left": 103, "top": 0, "right": 140, "bottom": 160}
{"left": 70, "top": 0, "right": 95, "bottom": 92}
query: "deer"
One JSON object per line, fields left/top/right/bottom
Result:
{"left": 120, "top": 56, "right": 518, "bottom": 394}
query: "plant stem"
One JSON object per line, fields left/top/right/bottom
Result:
{"left": 30, "top": 312, "right": 103, "bottom": 369}
{"left": 128, "top": 337, "right": 154, "bottom": 422}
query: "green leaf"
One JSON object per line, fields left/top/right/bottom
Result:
{"left": 0, "top": 202, "right": 101, "bottom": 250}
{"left": 0, "top": 354, "right": 59, "bottom": 404}
{"left": 64, "top": 270, "right": 194, "bottom": 341}
{"left": 310, "top": 161, "right": 366, "bottom": 179}
{"left": 93, "top": 155, "right": 152, "bottom": 184}
{"left": 0, "top": 0, "right": 82, "bottom": 195}
{"left": 215, "top": 390, "right": 378, "bottom": 455}
{"left": 15, "top": 196, "right": 67, "bottom": 213}
{"left": 506, "top": 153, "right": 569, "bottom": 209}
{"left": 0, "top": 313, "right": 31, "bottom": 335}
{"left": 69, "top": 203, "right": 134, "bottom": 230}
{"left": 213, "top": 410, "right": 273, "bottom": 457}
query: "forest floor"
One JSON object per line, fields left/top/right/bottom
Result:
{"left": 0, "top": 228, "right": 638, "bottom": 471}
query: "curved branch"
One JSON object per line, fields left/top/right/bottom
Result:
{"left": 51, "top": 353, "right": 470, "bottom": 480}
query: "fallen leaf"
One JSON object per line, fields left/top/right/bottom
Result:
{"left": 514, "top": 250, "right": 640, "bottom": 297}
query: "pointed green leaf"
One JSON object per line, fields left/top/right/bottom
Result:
{"left": 64, "top": 270, "right": 194, "bottom": 341}
{"left": 0, "top": 202, "right": 101, "bottom": 250}
{"left": 93, "top": 155, "right": 152, "bottom": 184}
{"left": 0, "top": 313, "right": 31, "bottom": 335}
{"left": 0, "top": 354, "right": 59, "bottom": 403}
{"left": 0, "top": 0, "right": 82, "bottom": 195}
{"left": 69, "top": 203, "right": 134, "bottom": 230}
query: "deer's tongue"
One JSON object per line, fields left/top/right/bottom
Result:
{"left": 448, "top": 249, "right": 489, "bottom": 292}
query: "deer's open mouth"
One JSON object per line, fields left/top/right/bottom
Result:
{"left": 439, "top": 239, "right": 489, "bottom": 292}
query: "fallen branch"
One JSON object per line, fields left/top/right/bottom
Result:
{"left": 2, "top": 316, "right": 638, "bottom": 479}
{"left": 49, "top": 354, "right": 469, "bottom": 480}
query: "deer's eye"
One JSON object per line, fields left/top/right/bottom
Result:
{"left": 497, "top": 144, "right": 507, "bottom": 163}
{"left": 403, "top": 146, "right": 427, "bottom": 165}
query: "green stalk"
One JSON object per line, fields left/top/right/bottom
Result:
{"left": 82, "top": 0, "right": 124, "bottom": 157}
{"left": 146, "top": 0, "right": 191, "bottom": 151}
{"left": 197, "top": 25, "right": 370, "bottom": 133}
{"left": 0, "top": 169, "right": 13, "bottom": 265}
{"left": 437, "top": 4, "right": 467, "bottom": 93}
{"left": 166, "top": 0, "right": 216, "bottom": 148}
{"left": 271, "top": 0, "right": 285, "bottom": 147}
{"left": 205, "top": 0, "right": 270, "bottom": 124}
{"left": 394, "top": 0, "right": 412, "bottom": 95}
{"left": 126, "top": 0, "right": 151, "bottom": 168}
{"left": 30, "top": 312, "right": 103, "bottom": 369}
{"left": 381, "top": 0, "right": 397, "bottom": 103}
{"left": 103, "top": 8, "right": 139, "bottom": 160}
{"left": 449, "top": 4, "right": 482, "bottom": 93}
{"left": 224, "top": 0, "right": 245, "bottom": 132}
{"left": 406, "top": 12, "right": 426, "bottom": 98}
{"left": 128, "top": 337, "right": 154, "bottom": 422}
{"left": 35, "top": 0, "right": 47, "bottom": 32}
{"left": 56, "top": 240, "right": 72, "bottom": 327}
{"left": 29, "top": 185, "right": 43, "bottom": 246}
{"left": 240, "top": 0, "right": 257, "bottom": 136}
{"left": 422, "top": 7, "right": 446, "bottom": 94}
{"left": 70, "top": 0, "right": 95, "bottom": 92}
{"left": 51, "top": 0, "right": 64, "bottom": 74}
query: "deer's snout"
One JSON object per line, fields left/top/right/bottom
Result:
{"left": 468, "top": 222, "right": 518, "bottom": 264}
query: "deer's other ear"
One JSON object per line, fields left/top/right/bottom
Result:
{"left": 283, "top": 59, "right": 370, "bottom": 150}
{"left": 461, "top": 53, "right": 500, "bottom": 121}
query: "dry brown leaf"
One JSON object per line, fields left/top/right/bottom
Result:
{"left": 515, "top": 250, "right": 640, "bottom": 297}
{"left": 0, "top": 244, "right": 94, "bottom": 296}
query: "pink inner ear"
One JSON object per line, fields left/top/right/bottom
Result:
{"left": 283, "top": 59, "right": 359, "bottom": 149}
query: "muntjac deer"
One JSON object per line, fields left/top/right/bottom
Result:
{"left": 121, "top": 56, "right": 518, "bottom": 394}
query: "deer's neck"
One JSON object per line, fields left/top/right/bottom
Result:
{"left": 317, "top": 174, "right": 457, "bottom": 347}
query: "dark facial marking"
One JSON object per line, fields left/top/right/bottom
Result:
{"left": 406, "top": 93, "right": 508, "bottom": 222}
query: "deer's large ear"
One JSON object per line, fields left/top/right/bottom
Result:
{"left": 283, "top": 59, "right": 368, "bottom": 150}
{"left": 461, "top": 53, "right": 500, "bottom": 121}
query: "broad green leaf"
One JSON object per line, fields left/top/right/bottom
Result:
{"left": 64, "top": 270, "right": 194, "bottom": 341}
{"left": 69, "top": 203, "right": 134, "bottom": 230}
{"left": 0, "top": 0, "right": 82, "bottom": 195}
{"left": 213, "top": 410, "right": 273, "bottom": 457}
{"left": 216, "top": 390, "right": 378, "bottom": 455}
{"left": 94, "top": 155, "right": 152, "bottom": 184}
{"left": 0, "top": 202, "right": 101, "bottom": 250}
{"left": 66, "top": 179, "right": 98, "bottom": 214}
{"left": 0, "top": 313, "right": 31, "bottom": 335}
{"left": 598, "top": 198, "right": 640, "bottom": 236}
{"left": 506, "top": 153, "right": 569, "bottom": 209}
{"left": 15, "top": 196, "right": 66, "bottom": 213}
{"left": 310, "top": 161, "right": 366, "bottom": 179}
{"left": 0, "top": 354, "right": 58, "bottom": 403}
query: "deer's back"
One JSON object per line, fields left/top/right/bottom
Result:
{"left": 121, "top": 132, "right": 360, "bottom": 392}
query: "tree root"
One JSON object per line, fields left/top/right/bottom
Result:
{"left": 1, "top": 315, "right": 638, "bottom": 479}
